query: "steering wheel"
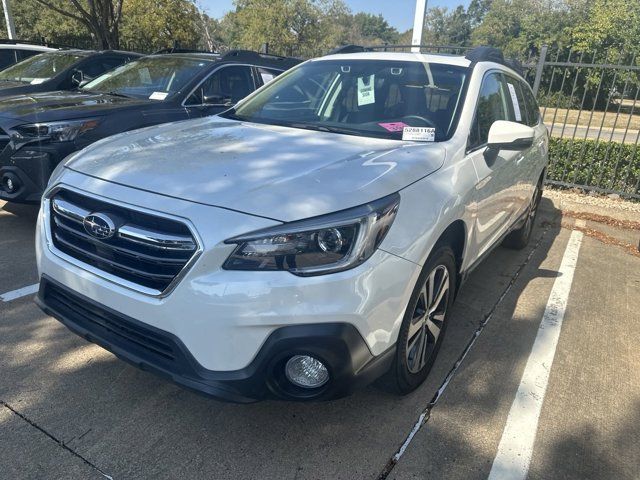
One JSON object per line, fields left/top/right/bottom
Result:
{"left": 402, "top": 115, "right": 437, "bottom": 129}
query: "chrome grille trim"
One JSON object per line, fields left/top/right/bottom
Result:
{"left": 52, "top": 197, "right": 90, "bottom": 223}
{"left": 118, "top": 225, "right": 196, "bottom": 251}
{"left": 46, "top": 186, "right": 202, "bottom": 297}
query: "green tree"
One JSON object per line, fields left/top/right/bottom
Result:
{"left": 31, "top": 0, "right": 124, "bottom": 48}
{"left": 119, "top": 0, "right": 202, "bottom": 51}
{"left": 571, "top": 0, "right": 640, "bottom": 55}
{"left": 471, "top": 0, "right": 588, "bottom": 57}
{"left": 226, "top": 0, "right": 350, "bottom": 57}
{"left": 8, "top": 0, "right": 91, "bottom": 46}
{"left": 423, "top": 5, "right": 471, "bottom": 46}
{"left": 351, "top": 12, "right": 399, "bottom": 44}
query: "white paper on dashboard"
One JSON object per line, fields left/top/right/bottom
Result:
{"left": 402, "top": 127, "right": 436, "bottom": 142}
{"left": 357, "top": 75, "right": 375, "bottom": 106}
{"left": 149, "top": 91, "right": 169, "bottom": 100}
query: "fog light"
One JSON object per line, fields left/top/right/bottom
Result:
{"left": 2, "top": 174, "right": 18, "bottom": 193}
{"left": 285, "top": 355, "right": 329, "bottom": 389}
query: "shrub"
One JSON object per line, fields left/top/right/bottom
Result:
{"left": 547, "top": 137, "right": 640, "bottom": 195}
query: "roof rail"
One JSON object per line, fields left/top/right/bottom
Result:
{"left": 465, "top": 46, "right": 504, "bottom": 64}
{"left": 465, "top": 46, "right": 526, "bottom": 77}
{"left": 221, "top": 49, "right": 300, "bottom": 67}
{"left": 0, "top": 38, "right": 72, "bottom": 49}
{"left": 153, "top": 47, "right": 219, "bottom": 55}
{"left": 327, "top": 45, "right": 372, "bottom": 55}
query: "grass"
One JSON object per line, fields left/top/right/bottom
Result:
{"left": 541, "top": 107, "right": 640, "bottom": 131}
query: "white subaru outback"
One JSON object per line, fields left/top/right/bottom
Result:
{"left": 36, "top": 47, "right": 548, "bottom": 402}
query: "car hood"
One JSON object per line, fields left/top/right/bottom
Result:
{"left": 65, "top": 117, "right": 447, "bottom": 221}
{"left": 0, "top": 91, "right": 149, "bottom": 122}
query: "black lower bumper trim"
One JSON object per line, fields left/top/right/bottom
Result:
{"left": 36, "top": 276, "right": 394, "bottom": 402}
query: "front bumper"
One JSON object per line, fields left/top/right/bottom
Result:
{"left": 36, "top": 276, "right": 395, "bottom": 402}
{"left": 0, "top": 144, "right": 74, "bottom": 203}
{"left": 0, "top": 142, "right": 79, "bottom": 203}
{"left": 36, "top": 173, "right": 421, "bottom": 400}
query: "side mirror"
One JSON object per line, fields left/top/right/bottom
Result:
{"left": 70, "top": 69, "right": 84, "bottom": 86}
{"left": 487, "top": 120, "right": 535, "bottom": 151}
{"left": 203, "top": 93, "right": 233, "bottom": 106}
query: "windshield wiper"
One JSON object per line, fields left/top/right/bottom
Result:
{"left": 289, "top": 122, "right": 382, "bottom": 137}
{"left": 93, "top": 90, "right": 133, "bottom": 99}
{"left": 290, "top": 122, "right": 390, "bottom": 138}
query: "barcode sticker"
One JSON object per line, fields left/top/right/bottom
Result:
{"left": 402, "top": 127, "right": 435, "bottom": 142}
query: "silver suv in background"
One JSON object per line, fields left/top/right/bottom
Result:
{"left": 0, "top": 39, "right": 57, "bottom": 70}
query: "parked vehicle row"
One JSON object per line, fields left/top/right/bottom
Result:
{"left": 30, "top": 46, "right": 549, "bottom": 402}
{"left": 0, "top": 49, "right": 299, "bottom": 202}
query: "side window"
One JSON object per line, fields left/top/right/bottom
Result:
{"left": 0, "top": 49, "right": 18, "bottom": 70}
{"left": 17, "top": 49, "right": 40, "bottom": 62}
{"left": 468, "top": 72, "right": 511, "bottom": 150}
{"left": 504, "top": 77, "right": 527, "bottom": 125}
{"left": 80, "top": 57, "right": 125, "bottom": 80}
{"left": 186, "top": 65, "right": 255, "bottom": 106}
{"left": 257, "top": 67, "right": 282, "bottom": 86}
{"left": 521, "top": 83, "right": 540, "bottom": 127}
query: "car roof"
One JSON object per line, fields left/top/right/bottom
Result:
{"left": 0, "top": 43, "right": 56, "bottom": 52}
{"left": 314, "top": 51, "right": 472, "bottom": 68}
{"left": 34, "top": 49, "right": 142, "bottom": 58}
{"left": 149, "top": 53, "right": 220, "bottom": 62}
{"left": 148, "top": 50, "right": 300, "bottom": 70}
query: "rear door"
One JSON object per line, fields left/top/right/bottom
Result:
{"left": 467, "top": 71, "right": 522, "bottom": 258}
{"left": 503, "top": 74, "right": 545, "bottom": 218}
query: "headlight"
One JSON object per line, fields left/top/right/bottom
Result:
{"left": 223, "top": 193, "right": 400, "bottom": 276}
{"left": 12, "top": 119, "right": 100, "bottom": 143}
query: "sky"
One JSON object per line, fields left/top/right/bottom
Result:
{"left": 199, "top": 0, "right": 471, "bottom": 32}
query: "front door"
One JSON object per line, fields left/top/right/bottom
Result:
{"left": 467, "top": 71, "right": 522, "bottom": 259}
{"left": 185, "top": 65, "right": 256, "bottom": 118}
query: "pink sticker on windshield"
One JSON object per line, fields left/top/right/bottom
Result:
{"left": 379, "top": 122, "right": 408, "bottom": 132}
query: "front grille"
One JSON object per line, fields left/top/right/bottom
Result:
{"left": 49, "top": 189, "right": 198, "bottom": 292}
{"left": 42, "top": 280, "right": 181, "bottom": 371}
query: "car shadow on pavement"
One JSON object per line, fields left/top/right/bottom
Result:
{"left": 6, "top": 196, "right": 620, "bottom": 480}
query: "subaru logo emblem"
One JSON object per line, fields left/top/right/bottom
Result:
{"left": 83, "top": 213, "right": 116, "bottom": 240}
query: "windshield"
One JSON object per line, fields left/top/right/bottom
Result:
{"left": 225, "top": 59, "right": 468, "bottom": 141}
{"left": 83, "top": 55, "right": 214, "bottom": 100}
{"left": 0, "top": 52, "right": 83, "bottom": 84}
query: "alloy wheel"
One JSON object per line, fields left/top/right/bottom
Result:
{"left": 406, "top": 265, "right": 450, "bottom": 374}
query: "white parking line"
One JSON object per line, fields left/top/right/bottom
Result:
{"left": 488, "top": 230, "right": 584, "bottom": 480}
{"left": 0, "top": 283, "right": 39, "bottom": 303}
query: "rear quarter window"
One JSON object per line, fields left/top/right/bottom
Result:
{"left": 521, "top": 83, "right": 541, "bottom": 127}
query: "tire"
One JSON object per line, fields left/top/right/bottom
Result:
{"left": 391, "top": 245, "right": 457, "bottom": 395}
{"left": 502, "top": 180, "right": 543, "bottom": 250}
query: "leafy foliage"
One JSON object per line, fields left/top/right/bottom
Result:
{"left": 4, "top": 0, "right": 639, "bottom": 60}
{"left": 548, "top": 137, "right": 640, "bottom": 195}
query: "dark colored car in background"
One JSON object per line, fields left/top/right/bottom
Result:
{"left": 0, "top": 50, "right": 301, "bottom": 203}
{"left": 0, "top": 49, "right": 140, "bottom": 98}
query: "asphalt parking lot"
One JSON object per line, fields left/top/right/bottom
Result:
{"left": 1, "top": 194, "right": 639, "bottom": 480}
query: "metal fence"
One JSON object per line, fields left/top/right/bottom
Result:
{"left": 530, "top": 47, "right": 640, "bottom": 199}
